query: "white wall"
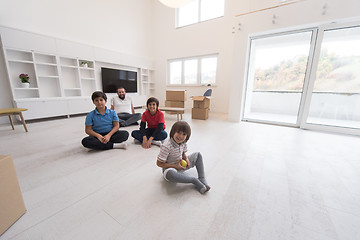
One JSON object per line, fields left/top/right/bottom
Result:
{"left": 0, "top": 43, "right": 13, "bottom": 110}
{"left": 0, "top": 0, "right": 154, "bottom": 58}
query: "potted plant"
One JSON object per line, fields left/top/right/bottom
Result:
{"left": 80, "top": 61, "right": 89, "bottom": 68}
{"left": 19, "top": 73, "right": 30, "bottom": 88}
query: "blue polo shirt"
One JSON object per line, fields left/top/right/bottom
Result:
{"left": 85, "top": 107, "right": 119, "bottom": 133}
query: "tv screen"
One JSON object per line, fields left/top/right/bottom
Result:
{"left": 101, "top": 67, "right": 138, "bottom": 93}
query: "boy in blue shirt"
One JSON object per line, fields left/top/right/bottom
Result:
{"left": 81, "top": 91, "right": 129, "bottom": 150}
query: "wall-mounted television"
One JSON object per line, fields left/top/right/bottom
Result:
{"left": 101, "top": 67, "right": 138, "bottom": 93}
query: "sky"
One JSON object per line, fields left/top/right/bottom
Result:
{"left": 253, "top": 40, "right": 360, "bottom": 69}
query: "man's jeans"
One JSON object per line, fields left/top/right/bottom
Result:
{"left": 118, "top": 112, "right": 141, "bottom": 127}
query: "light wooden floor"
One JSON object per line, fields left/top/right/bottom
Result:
{"left": 1, "top": 113, "right": 360, "bottom": 240}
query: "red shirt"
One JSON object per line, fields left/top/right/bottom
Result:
{"left": 141, "top": 110, "right": 166, "bottom": 129}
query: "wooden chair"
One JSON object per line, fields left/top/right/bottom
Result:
{"left": 0, "top": 108, "right": 28, "bottom": 132}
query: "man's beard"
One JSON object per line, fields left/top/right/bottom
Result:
{"left": 119, "top": 94, "right": 125, "bottom": 100}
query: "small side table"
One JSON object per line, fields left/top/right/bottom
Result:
{"left": 158, "top": 107, "right": 185, "bottom": 121}
{"left": 0, "top": 108, "right": 28, "bottom": 132}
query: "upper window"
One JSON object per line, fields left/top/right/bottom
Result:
{"left": 168, "top": 55, "right": 218, "bottom": 85}
{"left": 177, "top": 0, "right": 225, "bottom": 28}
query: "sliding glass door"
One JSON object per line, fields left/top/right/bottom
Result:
{"left": 243, "top": 30, "right": 314, "bottom": 125}
{"left": 243, "top": 22, "right": 360, "bottom": 135}
{"left": 304, "top": 25, "right": 360, "bottom": 132}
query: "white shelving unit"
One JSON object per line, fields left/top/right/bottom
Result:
{"left": 0, "top": 26, "right": 155, "bottom": 120}
{"left": 140, "top": 68, "right": 155, "bottom": 97}
{"left": 79, "top": 59, "right": 96, "bottom": 97}
{"left": 2, "top": 47, "right": 96, "bottom": 119}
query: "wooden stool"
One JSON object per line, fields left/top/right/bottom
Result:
{"left": 0, "top": 108, "right": 28, "bottom": 132}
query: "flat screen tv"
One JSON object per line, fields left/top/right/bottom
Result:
{"left": 101, "top": 67, "right": 138, "bottom": 93}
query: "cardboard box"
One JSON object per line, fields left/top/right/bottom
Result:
{"left": 192, "top": 108, "right": 209, "bottom": 120}
{"left": 192, "top": 96, "right": 210, "bottom": 109}
{"left": 0, "top": 155, "right": 26, "bottom": 235}
{"left": 165, "top": 100, "right": 185, "bottom": 108}
{"left": 166, "top": 90, "right": 186, "bottom": 101}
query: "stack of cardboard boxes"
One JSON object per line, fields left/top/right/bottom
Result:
{"left": 192, "top": 96, "right": 210, "bottom": 120}
{"left": 0, "top": 155, "right": 26, "bottom": 235}
{"left": 165, "top": 90, "right": 186, "bottom": 114}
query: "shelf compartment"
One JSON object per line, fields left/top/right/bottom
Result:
{"left": 8, "top": 61, "right": 37, "bottom": 88}
{"left": 6, "top": 49, "right": 33, "bottom": 62}
{"left": 141, "top": 69, "right": 149, "bottom": 75}
{"left": 59, "top": 57, "right": 77, "bottom": 67}
{"left": 38, "top": 77, "right": 61, "bottom": 98}
{"left": 60, "top": 67, "right": 80, "bottom": 88}
{"left": 81, "top": 79, "right": 96, "bottom": 96}
{"left": 36, "top": 64, "right": 59, "bottom": 76}
{"left": 79, "top": 68, "right": 95, "bottom": 78}
{"left": 14, "top": 88, "right": 40, "bottom": 99}
{"left": 79, "top": 59, "right": 94, "bottom": 68}
{"left": 34, "top": 53, "right": 57, "bottom": 64}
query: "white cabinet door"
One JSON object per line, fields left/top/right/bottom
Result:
{"left": 15, "top": 100, "right": 68, "bottom": 120}
{"left": 132, "top": 95, "right": 147, "bottom": 108}
{"left": 67, "top": 98, "right": 94, "bottom": 115}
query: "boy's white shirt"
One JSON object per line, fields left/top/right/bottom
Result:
{"left": 157, "top": 138, "right": 187, "bottom": 165}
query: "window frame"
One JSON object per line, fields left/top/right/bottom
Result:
{"left": 167, "top": 54, "right": 218, "bottom": 86}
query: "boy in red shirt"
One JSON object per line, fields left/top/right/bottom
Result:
{"left": 131, "top": 97, "right": 167, "bottom": 148}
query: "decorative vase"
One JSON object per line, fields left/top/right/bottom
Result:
{"left": 20, "top": 82, "right": 30, "bottom": 88}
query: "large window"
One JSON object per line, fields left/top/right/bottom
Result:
{"left": 169, "top": 55, "right": 218, "bottom": 85}
{"left": 243, "top": 22, "right": 360, "bottom": 135}
{"left": 306, "top": 26, "right": 360, "bottom": 129}
{"left": 243, "top": 31, "right": 313, "bottom": 124}
{"left": 177, "top": 0, "right": 225, "bottom": 28}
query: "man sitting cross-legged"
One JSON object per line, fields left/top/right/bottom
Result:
{"left": 110, "top": 87, "right": 142, "bottom": 127}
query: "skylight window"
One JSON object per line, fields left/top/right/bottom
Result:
{"left": 176, "top": 0, "right": 224, "bottom": 28}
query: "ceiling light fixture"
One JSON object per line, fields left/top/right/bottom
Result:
{"left": 158, "top": 0, "right": 193, "bottom": 8}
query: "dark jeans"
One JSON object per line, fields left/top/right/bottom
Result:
{"left": 118, "top": 113, "right": 142, "bottom": 127}
{"left": 131, "top": 128, "right": 167, "bottom": 142}
{"left": 82, "top": 130, "right": 129, "bottom": 150}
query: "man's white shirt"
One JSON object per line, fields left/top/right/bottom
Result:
{"left": 111, "top": 95, "right": 133, "bottom": 114}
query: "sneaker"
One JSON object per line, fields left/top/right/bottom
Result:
{"left": 113, "top": 142, "right": 127, "bottom": 149}
{"left": 199, "top": 184, "right": 211, "bottom": 194}
{"left": 151, "top": 140, "right": 162, "bottom": 147}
